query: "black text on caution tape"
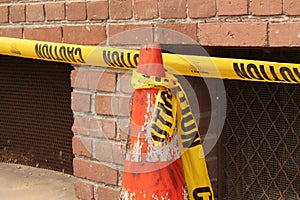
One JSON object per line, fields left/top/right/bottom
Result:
{"left": 176, "top": 85, "right": 201, "bottom": 149}
{"left": 35, "top": 43, "right": 85, "bottom": 63}
{"left": 234, "top": 62, "right": 300, "bottom": 83}
{"left": 151, "top": 89, "right": 174, "bottom": 143}
{"left": 103, "top": 50, "right": 139, "bottom": 69}
{"left": 193, "top": 187, "right": 212, "bottom": 200}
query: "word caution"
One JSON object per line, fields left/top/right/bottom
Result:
{"left": 103, "top": 50, "right": 139, "bottom": 69}
{"left": 233, "top": 62, "right": 300, "bottom": 83}
{"left": 35, "top": 43, "right": 85, "bottom": 63}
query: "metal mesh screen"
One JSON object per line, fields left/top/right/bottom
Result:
{"left": 223, "top": 80, "right": 300, "bottom": 199}
{"left": 0, "top": 55, "right": 74, "bottom": 174}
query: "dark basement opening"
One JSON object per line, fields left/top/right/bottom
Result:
{"left": 0, "top": 55, "right": 74, "bottom": 174}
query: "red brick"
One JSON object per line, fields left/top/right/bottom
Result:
{"left": 283, "top": 0, "right": 300, "bottom": 15}
{"left": 94, "top": 140, "right": 125, "bottom": 165}
{"left": 10, "top": 4, "right": 25, "bottom": 22}
{"left": 160, "top": 0, "right": 186, "bottom": 19}
{"left": 66, "top": 1, "right": 86, "bottom": 21}
{"left": 26, "top": 3, "right": 44, "bottom": 22}
{"left": 72, "top": 136, "right": 92, "bottom": 158}
{"left": 95, "top": 95, "right": 114, "bottom": 115}
{"left": 156, "top": 23, "right": 197, "bottom": 44}
{"left": 0, "top": 27, "right": 22, "bottom": 38}
{"left": 45, "top": 2, "right": 65, "bottom": 21}
{"left": 199, "top": 22, "right": 267, "bottom": 47}
{"left": 134, "top": 0, "right": 158, "bottom": 19}
{"left": 71, "top": 69, "right": 116, "bottom": 92}
{"left": 70, "top": 70, "right": 78, "bottom": 88}
{"left": 71, "top": 92, "right": 91, "bottom": 112}
{"left": 74, "top": 180, "right": 94, "bottom": 200}
{"left": 97, "top": 72, "right": 117, "bottom": 92}
{"left": 216, "top": 0, "right": 247, "bottom": 15}
{"left": 188, "top": 0, "right": 216, "bottom": 18}
{"left": 250, "top": 0, "right": 282, "bottom": 16}
{"left": 0, "top": 5, "right": 8, "bottom": 23}
{"left": 95, "top": 95, "right": 131, "bottom": 116}
{"left": 97, "top": 186, "right": 120, "bottom": 200}
{"left": 0, "top": 0, "right": 18, "bottom": 2}
{"left": 110, "top": 0, "right": 132, "bottom": 20}
{"left": 87, "top": 0, "right": 108, "bottom": 20}
{"left": 119, "top": 73, "right": 134, "bottom": 94}
{"left": 73, "top": 158, "right": 118, "bottom": 184}
{"left": 63, "top": 25, "right": 106, "bottom": 45}
{"left": 108, "top": 23, "right": 153, "bottom": 45}
{"left": 269, "top": 22, "right": 300, "bottom": 47}
{"left": 118, "top": 119, "right": 130, "bottom": 141}
{"left": 73, "top": 115, "right": 116, "bottom": 139}
{"left": 23, "top": 27, "right": 62, "bottom": 42}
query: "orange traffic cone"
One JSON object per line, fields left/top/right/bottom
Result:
{"left": 120, "top": 44, "right": 188, "bottom": 199}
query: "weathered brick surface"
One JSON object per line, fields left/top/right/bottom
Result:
{"left": 71, "top": 70, "right": 116, "bottom": 92}
{"left": 66, "top": 1, "right": 86, "bottom": 21}
{"left": 269, "top": 22, "right": 300, "bottom": 47}
{"left": 118, "top": 119, "right": 130, "bottom": 141}
{"left": 134, "top": 0, "right": 158, "bottom": 19}
{"left": 108, "top": 23, "right": 153, "bottom": 45}
{"left": 23, "top": 27, "right": 62, "bottom": 42}
{"left": 250, "top": 0, "right": 282, "bottom": 16}
{"left": 119, "top": 73, "right": 134, "bottom": 94}
{"left": 0, "top": 27, "right": 22, "bottom": 38}
{"left": 73, "top": 115, "right": 116, "bottom": 139}
{"left": 95, "top": 95, "right": 131, "bottom": 116}
{"left": 0, "top": 5, "right": 8, "bottom": 23}
{"left": 160, "top": 0, "right": 187, "bottom": 19}
{"left": 283, "top": 0, "right": 300, "bottom": 15}
{"left": 188, "top": 0, "right": 216, "bottom": 18}
{"left": 94, "top": 140, "right": 125, "bottom": 165}
{"left": 10, "top": 4, "right": 25, "bottom": 22}
{"left": 74, "top": 180, "right": 94, "bottom": 200}
{"left": 87, "top": 0, "right": 108, "bottom": 20}
{"left": 63, "top": 25, "right": 106, "bottom": 45}
{"left": 156, "top": 23, "right": 198, "bottom": 43}
{"left": 97, "top": 185, "right": 120, "bottom": 200}
{"left": 110, "top": 0, "right": 132, "bottom": 20}
{"left": 45, "top": 2, "right": 65, "bottom": 21}
{"left": 71, "top": 92, "right": 91, "bottom": 113}
{"left": 199, "top": 22, "right": 268, "bottom": 47}
{"left": 72, "top": 135, "right": 92, "bottom": 158}
{"left": 216, "top": 0, "right": 247, "bottom": 15}
{"left": 26, "top": 3, "right": 45, "bottom": 22}
{"left": 0, "top": 0, "right": 18, "bottom": 2}
{"left": 73, "top": 158, "right": 118, "bottom": 184}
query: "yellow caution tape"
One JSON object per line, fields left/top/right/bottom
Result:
{"left": 132, "top": 70, "right": 214, "bottom": 200}
{"left": 1, "top": 36, "right": 300, "bottom": 84}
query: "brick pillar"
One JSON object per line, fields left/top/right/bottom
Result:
{"left": 71, "top": 67, "right": 133, "bottom": 200}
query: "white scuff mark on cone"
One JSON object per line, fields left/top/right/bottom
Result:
{"left": 182, "top": 185, "right": 189, "bottom": 200}
{"left": 120, "top": 188, "right": 136, "bottom": 200}
{"left": 130, "top": 132, "right": 143, "bottom": 162}
{"left": 146, "top": 93, "right": 151, "bottom": 112}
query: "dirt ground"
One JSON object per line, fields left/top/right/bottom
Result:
{"left": 0, "top": 163, "right": 77, "bottom": 200}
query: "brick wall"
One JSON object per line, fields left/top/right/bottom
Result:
{"left": 71, "top": 68, "right": 132, "bottom": 199}
{"left": 0, "top": 0, "right": 299, "bottom": 199}
{"left": 0, "top": 0, "right": 300, "bottom": 46}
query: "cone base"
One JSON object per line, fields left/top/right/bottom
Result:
{"left": 120, "top": 159, "right": 189, "bottom": 200}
